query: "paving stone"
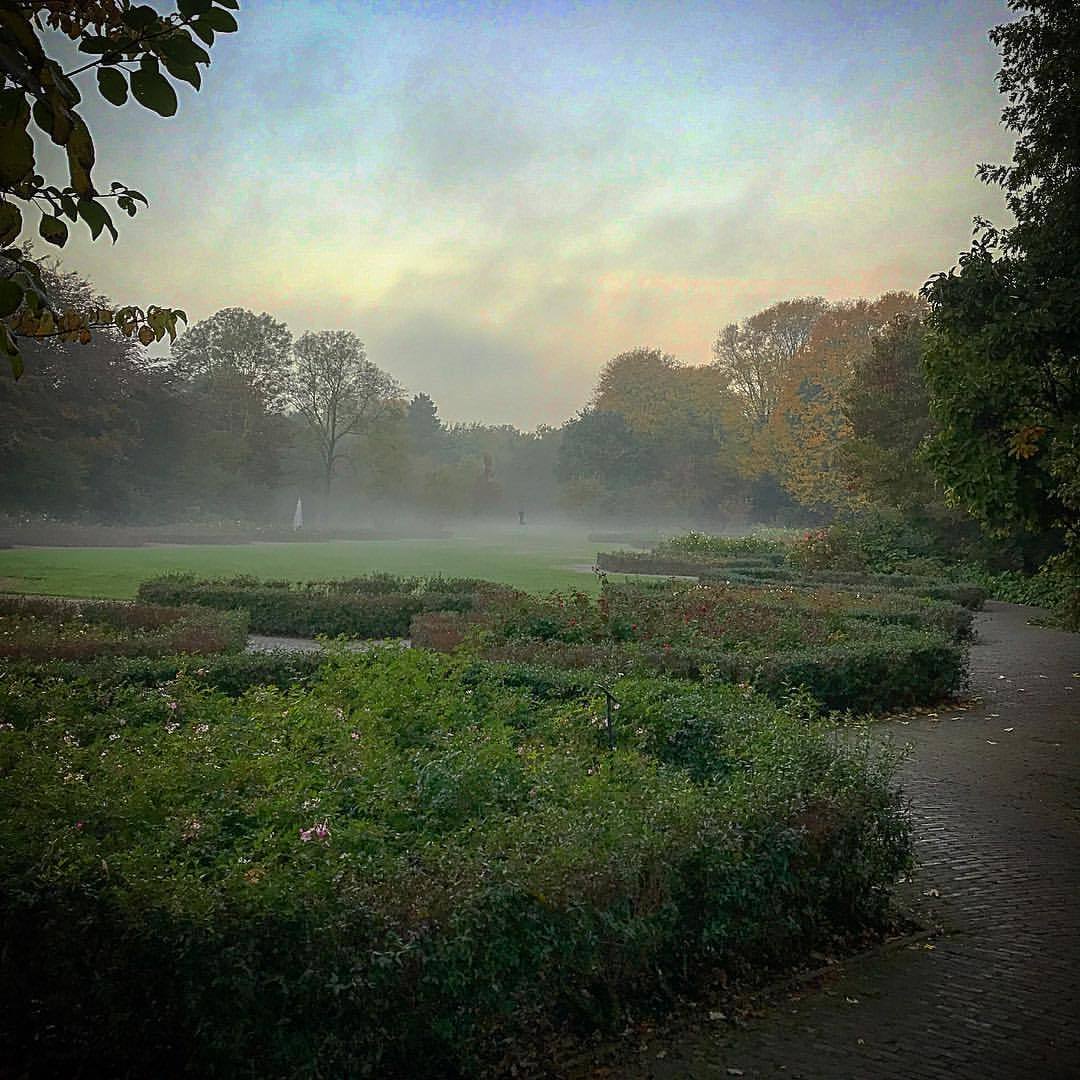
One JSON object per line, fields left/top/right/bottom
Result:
{"left": 590, "top": 603, "right": 1080, "bottom": 1080}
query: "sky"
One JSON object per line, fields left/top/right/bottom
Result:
{"left": 53, "top": 0, "right": 1018, "bottom": 428}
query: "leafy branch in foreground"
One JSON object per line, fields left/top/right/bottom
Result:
{"left": 0, "top": 0, "right": 240, "bottom": 375}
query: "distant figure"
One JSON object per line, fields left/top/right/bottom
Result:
{"left": 518, "top": 509, "right": 526, "bottom": 526}
{"left": 293, "top": 497, "right": 304, "bottom": 531}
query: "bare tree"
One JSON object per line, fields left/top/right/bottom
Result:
{"left": 287, "top": 330, "right": 400, "bottom": 497}
{"left": 711, "top": 297, "right": 827, "bottom": 427}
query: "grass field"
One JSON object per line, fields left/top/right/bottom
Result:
{"left": 0, "top": 529, "right": 608, "bottom": 599}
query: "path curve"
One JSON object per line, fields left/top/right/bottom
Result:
{"left": 594, "top": 602, "right": 1080, "bottom": 1080}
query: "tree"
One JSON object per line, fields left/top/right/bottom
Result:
{"left": 169, "top": 307, "right": 293, "bottom": 407}
{"left": 591, "top": 346, "right": 681, "bottom": 430}
{"left": 405, "top": 392, "right": 444, "bottom": 455}
{"left": 764, "top": 293, "right": 924, "bottom": 511}
{"left": 922, "top": 0, "right": 1079, "bottom": 596}
{"left": 287, "top": 330, "right": 401, "bottom": 498}
{"left": 0, "top": 1, "right": 239, "bottom": 373}
{"left": 711, "top": 297, "right": 828, "bottom": 428}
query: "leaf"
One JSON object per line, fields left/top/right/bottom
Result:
{"left": 64, "top": 114, "right": 96, "bottom": 195}
{"left": 0, "top": 323, "right": 23, "bottom": 378}
{"left": 198, "top": 8, "right": 238, "bottom": 32}
{"left": 161, "top": 56, "right": 201, "bottom": 90}
{"left": 0, "top": 90, "right": 35, "bottom": 187}
{"left": 156, "top": 30, "right": 211, "bottom": 67}
{"left": 138, "top": 325, "right": 155, "bottom": 346}
{"left": 130, "top": 66, "right": 179, "bottom": 117}
{"left": 0, "top": 278, "right": 24, "bottom": 318}
{"left": 190, "top": 20, "right": 215, "bottom": 46}
{"left": 78, "top": 35, "right": 118, "bottom": 55}
{"left": 38, "top": 214, "right": 68, "bottom": 247}
{"left": 97, "top": 67, "right": 129, "bottom": 107}
{"left": 178, "top": 0, "right": 214, "bottom": 16}
{"left": 0, "top": 202, "right": 21, "bottom": 247}
{"left": 77, "top": 197, "right": 116, "bottom": 242}
{"left": 122, "top": 5, "right": 160, "bottom": 31}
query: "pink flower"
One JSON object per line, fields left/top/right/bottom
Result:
{"left": 300, "top": 821, "right": 331, "bottom": 843}
{"left": 74, "top": 821, "right": 84, "bottom": 831}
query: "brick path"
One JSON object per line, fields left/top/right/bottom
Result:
{"left": 596, "top": 602, "right": 1080, "bottom": 1080}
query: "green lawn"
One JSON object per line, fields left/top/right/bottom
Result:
{"left": 0, "top": 529, "right": 609, "bottom": 599}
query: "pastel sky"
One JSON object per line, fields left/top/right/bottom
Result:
{"left": 55, "top": 0, "right": 1016, "bottom": 428}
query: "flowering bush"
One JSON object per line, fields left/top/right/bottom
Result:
{"left": 653, "top": 531, "right": 787, "bottom": 558}
{"left": 0, "top": 648, "right": 910, "bottom": 1078}
{"left": 787, "top": 526, "right": 869, "bottom": 572}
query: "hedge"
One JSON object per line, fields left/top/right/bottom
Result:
{"left": 136, "top": 574, "right": 520, "bottom": 638}
{"left": 597, "top": 550, "right": 787, "bottom": 576}
{"left": 0, "top": 595, "right": 247, "bottom": 660}
{"left": 412, "top": 582, "right": 969, "bottom": 711}
{"left": 0, "top": 648, "right": 911, "bottom": 1077}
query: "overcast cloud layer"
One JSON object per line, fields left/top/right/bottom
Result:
{"left": 57, "top": 0, "right": 1016, "bottom": 427}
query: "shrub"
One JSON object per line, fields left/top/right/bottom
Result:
{"left": 0, "top": 649, "right": 911, "bottom": 1078}
{"left": 412, "top": 581, "right": 968, "bottom": 710}
{"left": 652, "top": 532, "right": 786, "bottom": 558}
{"left": 136, "top": 574, "right": 520, "bottom": 638}
{"left": 698, "top": 567, "right": 987, "bottom": 611}
{"left": 0, "top": 595, "right": 247, "bottom": 660}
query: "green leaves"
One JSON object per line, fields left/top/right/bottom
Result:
{"left": 38, "top": 214, "right": 68, "bottom": 248}
{"left": 77, "top": 197, "right": 117, "bottom": 243}
{"left": 0, "top": 90, "right": 35, "bottom": 188}
{"left": 131, "top": 59, "right": 179, "bottom": 117}
{"left": 199, "top": 8, "right": 239, "bottom": 33}
{"left": 0, "top": 203, "right": 21, "bottom": 247}
{"left": 0, "top": 278, "right": 24, "bottom": 319}
{"left": 97, "top": 67, "right": 129, "bottom": 107}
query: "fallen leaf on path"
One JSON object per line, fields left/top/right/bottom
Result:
{"left": 986, "top": 740, "right": 998, "bottom": 745}
{"left": 1004, "top": 727, "right": 1014, "bottom": 732}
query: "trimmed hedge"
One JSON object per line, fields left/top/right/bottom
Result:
{"left": 598, "top": 550, "right": 786, "bottom": 575}
{"left": 136, "top": 574, "right": 520, "bottom": 638}
{"left": 0, "top": 595, "right": 247, "bottom": 660}
{"left": 0, "top": 648, "right": 911, "bottom": 1078}
{"left": 412, "top": 581, "right": 969, "bottom": 711}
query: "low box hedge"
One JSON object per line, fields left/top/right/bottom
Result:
{"left": 412, "top": 581, "right": 969, "bottom": 711}
{"left": 0, "top": 648, "right": 911, "bottom": 1078}
{"left": 0, "top": 595, "right": 247, "bottom": 660}
{"left": 136, "top": 574, "right": 520, "bottom": 638}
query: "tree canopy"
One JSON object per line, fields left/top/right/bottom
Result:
{"left": 922, "top": 0, "right": 1079, "bottom": 587}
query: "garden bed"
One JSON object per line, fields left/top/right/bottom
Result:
{"left": 412, "top": 581, "right": 969, "bottom": 711}
{"left": 0, "top": 647, "right": 911, "bottom": 1078}
{"left": 0, "top": 594, "right": 246, "bottom": 660}
{"left": 137, "top": 573, "right": 521, "bottom": 638}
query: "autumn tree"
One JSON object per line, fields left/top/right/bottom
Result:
{"left": 764, "top": 293, "right": 924, "bottom": 511}
{"left": 711, "top": 297, "right": 828, "bottom": 428}
{"left": 922, "top": 0, "right": 1079, "bottom": 601}
{"left": 287, "top": 331, "right": 401, "bottom": 498}
{"left": 0, "top": 1, "right": 239, "bottom": 373}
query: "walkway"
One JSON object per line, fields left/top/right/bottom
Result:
{"left": 596, "top": 602, "right": 1080, "bottom": 1080}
